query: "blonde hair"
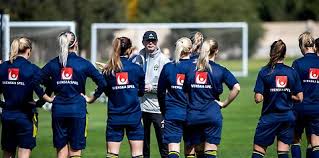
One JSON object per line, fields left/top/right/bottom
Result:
{"left": 9, "top": 37, "right": 32, "bottom": 63}
{"left": 174, "top": 37, "right": 192, "bottom": 63}
{"left": 197, "top": 39, "right": 218, "bottom": 72}
{"left": 58, "top": 31, "right": 77, "bottom": 67}
{"left": 190, "top": 32, "right": 204, "bottom": 53}
{"left": 298, "top": 32, "right": 314, "bottom": 54}
{"left": 104, "top": 37, "right": 133, "bottom": 75}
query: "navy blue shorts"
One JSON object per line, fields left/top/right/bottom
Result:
{"left": 163, "top": 120, "right": 185, "bottom": 144}
{"left": 1, "top": 114, "right": 38, "bottom": 152}
{"left": 52, "top": 116, "right": 87, "bottom": 150}
{"left": 184, "top": 122, "right": 222, "bottom": 146}
{"left": 106, "top": 121, "right": 144, "bottom": 142}
{"left": 254, "top": 120, "right": 294, "bottom": 147}
{"left": 294, "top": 112, "right": 312, "bottom": 138}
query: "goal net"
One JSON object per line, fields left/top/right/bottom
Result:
{"left": 91, "top": 23, "right": 248, "bottom": 77}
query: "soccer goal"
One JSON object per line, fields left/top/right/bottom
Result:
{"left": 3, "top": 19, "right": 76, "bottom": 64}
{"left": 1, "top": 14, "right": 9, "bottom": 61}
{"left": 91, "top": 22, "right": 248, "bottom": 77}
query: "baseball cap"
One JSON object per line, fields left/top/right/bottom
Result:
{"left": 143, "top": 31, "right": 158, "bottom": 41}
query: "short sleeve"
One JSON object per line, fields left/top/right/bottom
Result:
{"left": 223, "top": 68, "right": 239, "bottom": 90}
{"left": 254, "top": 70, "right": 264, "bottom": 94}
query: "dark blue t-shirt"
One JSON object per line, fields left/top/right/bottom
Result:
{"left": 254, "top": 63, "right": 302, "bottom": 118}
{"left": 104, "top": 57, "right": 145, "bottom": 125}
{"left": 38, "top": 52, "right": 106, "bottom": 118}
{"left": 292, "top": 53, "right": 319, "bottom": 115}
{"left": 157, "top": 59, "right": 193, "bottom": 121}
{"left": 184, "top": 61, "right": 238, "bottom": 124}
{"left": 0, "top": 57, "right": 44, "bottom": 119}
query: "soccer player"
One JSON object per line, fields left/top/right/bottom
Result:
{"left": 103, "top": 37, "right": 145, "bottom": 158}
{"left": 184, "top": 39, "right": 240, "bottom": 158}
{"left": 36, "top": 31, "right": 106, "bottom": 158}
{"left": 0, "top": 37, "right": 52, "bottom": 158}
{"left": 291, "top": 32, "right": 319, "bottom": 158}
{"left": 130, "top": 30, "right": 170, "bottom": 158}
{"left": 252, "top": 39, "right": 303, "bottom": 158}
{"left": 157, "top": 37, "right": 193, "bottom": 158}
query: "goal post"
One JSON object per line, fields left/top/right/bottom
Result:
{"left": 4, "top": 20, "right": 76, "bottom": 63}
{"left": 91, "top": 22, "right": 248, "bottom": 77}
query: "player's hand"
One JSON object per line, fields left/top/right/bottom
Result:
{"left": 95, "top": 62, "right": 106, "bottom": 70}
{"left": 81, "top": 93, "right": 96, "bottom": 104}
{"left": 145, "top": 84, "right": 153, "bottom": 92}
{"left": 215, "top": 100, "right": 224, "bottom": 108}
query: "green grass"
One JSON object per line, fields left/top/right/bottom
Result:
{"left": 6, "top": 58, "right": 309, "bottom": 157}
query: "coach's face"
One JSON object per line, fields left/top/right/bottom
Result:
{"left": 143, "top": 39, "right": 158, "bottom": 53}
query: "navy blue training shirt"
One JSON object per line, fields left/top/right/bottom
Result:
{"left": 37, "top": 52, "right": 106, "bottom": 118}
{"left": 292, "top": 53, "right": 319, "bottom": 114}
{"left": 157, "top": 59, "right": 193, "bottom": 121}
{"left": 254, "top": 63, "right": 302, "bottom": 116}
{"left": 104, "top": 57, "right": 145, "bottom": 125}
{"left": 184, "top": 61, "right": 238, "bottom": 124}
{"left": 0, "top": 57, "right": 44, "bottom": 119}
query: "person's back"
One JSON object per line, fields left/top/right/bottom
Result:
{"left": 104, "top": 57, "right": 145, "bottom": 125}
{"left": 42, "top": 52, "right": 105, "bottom": 117}
{"left": 0, "top": 58, "right": 40, "bottom": 118}
{"left": 292, "top": 53, "right": 319, "bottom": 110}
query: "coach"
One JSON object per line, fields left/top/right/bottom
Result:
{"left": 130, "top": 31, "right": 170, "bottom": 158}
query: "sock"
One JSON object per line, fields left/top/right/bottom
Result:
{"left": 132, "top": 155, "right": 143, "bottom": 158}
{"left": 168, "top": 151, "right": 179, "bottom": 158}
{"left": 252, "top": 150, "right": 264, "bottom": 158}
{"left": 291, "top": 144, "right": 301, "bottom": 158}
{"left": 278, "top": 151, "right": 289, "bottom": 158}
{"left": 204, "top": 150, "right": 217, "bottom": 158}
{"left": 70, "top": 156, "right": 81, "bottom": 158}
{"left": 307, "top": 145, "right": 312, "bottom": 158}
{"left": 185, "top": 154, "right": 195, "bottom": 158}
{"left": 106, "top": 153, "right": 119, "bottom": 158}
{"left": 312, "top": 146, "right": 319, "bottom": 158}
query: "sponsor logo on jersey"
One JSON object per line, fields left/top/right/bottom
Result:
{"left": 195, "top": 71, "right": 207, "bottom": 84}
{"left": 61, "top": 67, "right": 73, "bottom": 80}
{"left": 176, "top": 74, "right": 185, "bottom": 86}
{"left": 116, "top": 72, "right": 129, "bottom": 85}
{"left": 309, "top": 68, "right": 319, "bottom": 79}
{"left": 276, "top": 76, "right": 287, "bottom": 88}
{"left": 8, "top": 68, "right": 19, "bottom": 80}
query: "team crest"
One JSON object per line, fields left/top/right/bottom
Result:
{"left": 195, "top": 72, "right": 208, "bottom": 84}
{"left": 61, "top": 67, "right": 73, "bottom": 80}
{"left": 8, "top": 68, "right": 19, "bottom": 80}
{"left": 309, "top": 68, "right": 319, "bottom": 80}
{"left": 154, "top": 64, "right": 159, "bottom": 71}
{"left": 176, "top": 74, "right": 185, "bottom": 86}
{"left": 116, "top": 72, "right": 129, "bottom": 85}
{"left": 276, "top": 76, "right": 287, "bottom": 88}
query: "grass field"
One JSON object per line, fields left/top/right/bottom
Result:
{"left": 6, "top": 58, "right": 309, "bottom": 157}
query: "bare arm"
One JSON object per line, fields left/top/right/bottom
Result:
{"left": 217, "top": 83, "right": 240, "bottom": 108}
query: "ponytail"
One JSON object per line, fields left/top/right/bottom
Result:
{"left": 58, "top": 31, "right": 77, "bottom": 67}
{"left": 10, "top": 39, "right": 20, "bottom": 63}
{"left": 174, "top": 37, "right": 192, "bottom": 63}
{"left": 197, "top": 39, "right": 218, "bottom": 72}
{"left": 104, "top": 37, "right": 132, "bottom": 75}
{"left": 9, "top": 37, "right": 32, "bottom": 63}
{"left": 267, "top": 39, "right": 286, "bottom": 71}
{"left": 190, "top": 32, "right": 204, "bottom": 53}
{"left": 298, "top": 32, "right": 314, "bottom": 54}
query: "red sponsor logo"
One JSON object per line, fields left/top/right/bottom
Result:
{"left": 116, "top": 72, "right": 129, "bottom": 85}
{"left": 195, "top": 72, "right": 208, "bottom": 84}
{"left": 309, "top": 68, "right": 319, "bottom": 80}
{"left": 276, "top": 76, "right": 287, "bottom": 88}
{"left": 8, "top": 68, "right": 19, "bottom": 80}
{"left": 176, "top": 74, "right": 185, "bottom": 86}
{"left": 61, "top": 67, "right": 73, "bottom": 80}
